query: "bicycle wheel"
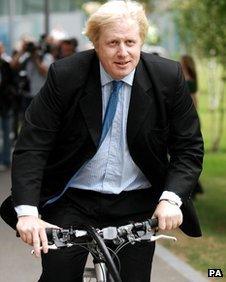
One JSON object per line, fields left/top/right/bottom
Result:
{"left": 83, "top": 267, "right": 97, "bottom": 281}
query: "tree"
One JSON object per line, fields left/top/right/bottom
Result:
{"left": 174, "top": 0, "right": 226, "bottom": 65}
{"left": 173, "top": 0, "right": 226, "bottom": 151}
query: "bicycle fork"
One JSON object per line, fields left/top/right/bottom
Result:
{"left": 94, "top": 262, "right": 108, "bottom": 282}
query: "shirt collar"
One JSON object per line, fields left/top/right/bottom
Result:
{"left": 100, "top": 62, "right": 135, "bottom": 87}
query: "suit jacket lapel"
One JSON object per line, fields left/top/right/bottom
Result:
{"left": 79, "top": 54, "right": 154, "bottom": 148}
{"left": 127, "top": 59, "right": 154, "bottom": 145}
{"left": 79, "top": 55, "right": 102, "bottom": 148}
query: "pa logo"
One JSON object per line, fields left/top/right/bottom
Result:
{"left": 208, "top": 269, "right": 223, "bottom": 277}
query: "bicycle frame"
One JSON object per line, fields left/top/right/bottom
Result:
{"left": 83, "top": 261, "right": 109, "bottom": 282}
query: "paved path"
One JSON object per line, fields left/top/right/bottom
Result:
{"left": 0, "top": 170, "right": 208, "bottom": 282}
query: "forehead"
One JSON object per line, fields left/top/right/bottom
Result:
{"left": 99, "top": 18, "right": 140, "bottom": 39}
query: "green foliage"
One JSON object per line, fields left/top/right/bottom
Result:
{"left": 161, "top": 59, "right": 226, "bottom": 278}
{"left": 162, "top": 149, "right": 226, "bottom": 279}
{"left": 74, "top": 0, "right": 105, "bottom": 7}
{"left": 174, "top": 0, "right": 226, "bottom": 66}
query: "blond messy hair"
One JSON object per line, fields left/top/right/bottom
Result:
{"left": 83, "top": 1, "right": 149, "bottom": 46}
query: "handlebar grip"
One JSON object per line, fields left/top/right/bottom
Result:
{"left": 148, "top": 218, "right": 158, "bottom": 228}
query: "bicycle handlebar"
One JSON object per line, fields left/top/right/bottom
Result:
{"left": 44, "top": 218, "right": 159, "bottom": 282}
{"left": 31, "top": 218, "right": 176, "bottom": 282}
{"left": 45, "top": 217, "right": 159, "bottom": 247}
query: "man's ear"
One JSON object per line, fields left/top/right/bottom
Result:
{"left": 93, "top": 38, "right": 99, "bottom": 52}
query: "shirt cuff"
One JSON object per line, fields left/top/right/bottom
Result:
{"left": 159, "top": 191, "right": 182, "bottom": 207}
{"left": 15, "top": 205, "right": 39, "bottom": 218}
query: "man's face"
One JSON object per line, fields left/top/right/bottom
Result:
{"left": 95, "top": 19, "right": 142, "bottom": 80}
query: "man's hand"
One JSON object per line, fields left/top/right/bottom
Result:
{"left": 153, "top": 200, "right": 183, "bottom": 231}
{"left": 16, "top": 216, "right": 60, "bottom": 257}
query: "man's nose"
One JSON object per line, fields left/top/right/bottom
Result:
{"left": 117, "top": 43, "right": 128, "bottom": 56}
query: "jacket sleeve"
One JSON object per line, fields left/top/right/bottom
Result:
{"left": 164, "top": 63, "right": 204, "bottom": 202}
{"left": 11, "top": 63, "right": 63, "bottom": 207}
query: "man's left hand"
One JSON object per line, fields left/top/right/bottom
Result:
{"left": 153, "top": 200, "right": 183, "bottom": 231}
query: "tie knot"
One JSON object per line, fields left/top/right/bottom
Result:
{"left": 112, "top": 80, "right": 123, "bottom": 92}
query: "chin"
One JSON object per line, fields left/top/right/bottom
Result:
{"left": 113, "top": 70, "right": 131, "bottom": 79}
{"left": 112, "top": 74, "right": 125, "bottom": 80}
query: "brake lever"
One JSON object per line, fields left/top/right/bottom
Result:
{"left": 150, "top": 234, "right": 177, "bottom": 242}
{"left": 31, "top": 244, "right": 58, "bottom": 255}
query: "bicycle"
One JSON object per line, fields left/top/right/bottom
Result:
{"left": 31, "top": 218, "right": 177, "bottom": 282}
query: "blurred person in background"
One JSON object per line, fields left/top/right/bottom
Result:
{"left": 0, "top": 42, "right": 16, "bottom": 171}
{"left": 180, "top": 55, "right": 198, "bottom": 108}
{"left": 11, "top": 38, "right": 54, "bottom": 112}
{"left": 1, "top": 1, "right": 203, "bottom": 281}
{"left": 180, "top": 54, "right": 204, "bottom": 198}
{"left": 10, "top": 49, "right": 23, "bottom": 141}
{"left": 59, "top": 37, "right": 78, "bottom": 58}
{"left": 0, "top": 42, "right": 11, "bottom": 63}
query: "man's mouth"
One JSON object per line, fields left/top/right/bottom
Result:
{"left": 115, "top": 61, "right": 130, "bottom": 66}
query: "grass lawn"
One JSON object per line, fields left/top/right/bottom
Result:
{"left": 161, "top": 60, "right": 226, "bottom": 280}
{"left": 161, "top": 151, "right": 226, "bottom": 281}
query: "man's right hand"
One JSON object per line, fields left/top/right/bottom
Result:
{"left": 16, "top": 216, "right": 60, "bottom": 257}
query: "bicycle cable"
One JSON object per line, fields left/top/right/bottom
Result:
{"left": 86, "top": 225, "right": 122, "bottom": 282}
{"left": 70, "top": 242, "right": 107, "bottom": 281}
{"left": 115, "top": 241, "right": 132, "bottom": 254}
{"left": 107, "top": 246, "right": 122, "bottom": 274}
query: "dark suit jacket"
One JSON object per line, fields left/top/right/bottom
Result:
{"left": 3, "top": 50, "right": 204, "bottom": 236}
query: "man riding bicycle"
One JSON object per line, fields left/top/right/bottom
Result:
{"left": 2, "top": 1, "right": 203, "bottom": 281}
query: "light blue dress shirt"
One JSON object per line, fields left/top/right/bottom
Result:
{"left": 66, "top": 64, "right": 151, "bottom": 194}
{"left": 15, "top": 64, "right": 182, "bottom": 216}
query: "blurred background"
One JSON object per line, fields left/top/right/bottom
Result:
{"left": 0, "top": 0, "right": 225, "bottom": 280}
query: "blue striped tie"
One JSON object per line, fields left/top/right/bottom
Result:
{"left": 99, "top": 80, "right": 123, "bottom": 145}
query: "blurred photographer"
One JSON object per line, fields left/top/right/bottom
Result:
{"left": 11, "top": 39, "right": 54, "bottom": 111}
{"left": 0, "top": 42, "right": 16, "bottom": 170}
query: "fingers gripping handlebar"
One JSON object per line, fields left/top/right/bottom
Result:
{"left": 31, "top": 218, "right": 176, "bottom": 254}
{"left": 30, "top": 218, "right": 176, "bottom": 282}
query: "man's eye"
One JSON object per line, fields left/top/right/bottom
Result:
{"left": 126, "top": 40, "right": 135, "bottom": 46}
{"left": 109, "top": 41, "right": 117, "bottom": 46}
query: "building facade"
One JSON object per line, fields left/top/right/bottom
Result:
{"left": 0, "top": 0, "right": 87, "bottom": 53}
